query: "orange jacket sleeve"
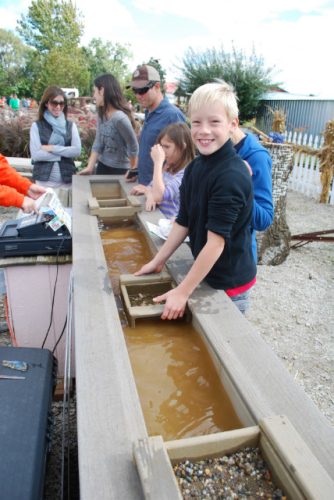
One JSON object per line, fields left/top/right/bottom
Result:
{"left": 0, "top": 155, "right": 32, "bottom": 208}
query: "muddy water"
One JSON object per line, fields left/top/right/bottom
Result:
{"left": 101, "top": 221, "right": 242, "bottom": 441}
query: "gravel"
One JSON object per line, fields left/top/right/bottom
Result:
{"left": 174, "top": 447, "right": 285, "bottom": 499}
{"left": 247, "top": 190, "right": 334, "bottom": 426}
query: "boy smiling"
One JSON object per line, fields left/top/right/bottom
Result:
{"left": 135, "top": 82, "right": 256, "bottom": 318}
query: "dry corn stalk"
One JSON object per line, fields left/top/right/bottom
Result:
{"left": 318, "top": 120, "right": 334, "bottom": 203}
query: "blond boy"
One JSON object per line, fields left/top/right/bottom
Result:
{"left": 135, "top": 82, "right": 256, "bottom": 317}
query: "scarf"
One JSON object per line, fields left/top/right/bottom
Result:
{"left": 43, "top": 109, "right": 67, "bottom": 146}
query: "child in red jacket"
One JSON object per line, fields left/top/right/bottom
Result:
{"left": 0, "top": 155, "right": 46, "bottom": 212}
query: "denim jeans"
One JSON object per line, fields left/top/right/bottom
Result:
{"left": 230, "top": 289, "right": 251, "bottom": 314}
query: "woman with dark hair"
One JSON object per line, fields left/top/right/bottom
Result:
{"left": 30, "top": 86, "right": 81, "bottom": 188}
{"left": 79, "top": 74, "right": 138, "bottom": 175}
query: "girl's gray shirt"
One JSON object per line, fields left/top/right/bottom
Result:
{"left": 92, "top": 110, "right": 139, "bottom": 169}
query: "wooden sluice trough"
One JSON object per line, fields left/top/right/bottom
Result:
{"left": 72, "top": 176, "right": 334, "bottom": 499}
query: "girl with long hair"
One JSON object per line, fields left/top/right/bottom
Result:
{"left": 79, "top": 74, "right": 138, "bottom": 175}
{"left": 134, "top": 122, "right": 195, "bottom": 219}
{"left": 30, "top": 86, "right": 81, "bottom": 188}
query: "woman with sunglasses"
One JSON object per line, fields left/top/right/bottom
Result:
{"left": 30, "top": 85, "right": 81, "bottom": 188}
{"left": 79, "top": 74, "right": 138, "bottom": 176}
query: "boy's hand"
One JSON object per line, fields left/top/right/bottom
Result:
{"left": 154, "top": 286, "right": 188, "bottom": 320}
{"left": 134, "top": 259, "right": 164, "bottom": 276}
{"left": 150, "top": 144, "right": 165, "bottom": 166}
{"left": 27, "top": 184, "right": 46, "bottom": 199}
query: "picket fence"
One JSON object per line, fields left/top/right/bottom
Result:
{"left": 285, "top": 130, "right": 333, "bottom": 205}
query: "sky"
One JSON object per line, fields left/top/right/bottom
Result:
{"left": 1, "top": 0, "right": 333, "bottom": 97}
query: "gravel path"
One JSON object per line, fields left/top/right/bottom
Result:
{"left": 247, "top": 190, "right": 334, "bottom": 425}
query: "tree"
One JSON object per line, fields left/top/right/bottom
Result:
{"left": 33, "top": 47, "right": 90, "bottom": 99}
{"left": 84, "top": 38, "right": 132, "bottom": 83}
{"left": 16, "top": 0, "right": 89, "bottom": 99}
{"left": 17, "top": 0, "right": 83, "bottom": 53}
{"left": 0, "top": 29, "right": 32, "bottom": 95}
{"left": 145, "top": 58, "right": 167, "bottom": 94}
{"left": 178, "top": 45, "right": 276, "bottom": 122}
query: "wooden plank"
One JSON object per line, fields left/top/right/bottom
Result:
{"left": 120, "top": 272, "right": 172, "bottom": 285}
{"left": 119, "top": 178, "right": 334, "bottom": 478}
{"left": 98, "top": 198, "right": 127, "bottom": 207}
{"left": 72, "top": 176, "right": 147, "bottom": 500}
{"left": 127, "top": 195, "right": 142, "bottom": 207}
{"left": 90, "top": 206, "right": 138, "bottom": 218}
{"left": 134, "top": 436, "right": 182, "bottom": 500}
{"left": 89, "top": 178, "right": 122, "bottom": 199}
{"left": 260, "top": 415, "right": 334, "bottom": 500}
{"left": 165, "top": 426, "right": 259, "bottom": 462}
{"left": 88, "top": 197, "right": 99, "bottom": 215}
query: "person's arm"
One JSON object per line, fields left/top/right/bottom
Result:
{"left": 135, "top": 221, "right": 188, "bottom": 276}
{"left": 79, "top": 151, "right": 99, "bottom": 175}
{"left": 251, "top": 153, "right": 274, "bottom": 231}
{"left": 29, "top": 123, "right": 61, "bottom": 162}
{"left": 117, "top": 115, "right": 139, "bottom": 160}
{"left": 153, "top": 230, "right": 225, "bottom": 320}
{"left": 0, "top": 154, "right": 42, "bottom": 209}
{"left": 49, "top": 122, "right": 82, "bottom": 158}
{"left": 145, "top": 186, "right": 156, "bottom": 212}
{"left": 79, "top": 119, "right": 101, "bottom": 175}
{"left": 130, "top": 184, "right": 148, "bottom": 195}
{"left": 150, "top": 144, "right": 166, "bottom": 202}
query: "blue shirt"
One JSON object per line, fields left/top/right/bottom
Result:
{"left": 138, "top": 98, "right": 185, "bottom": 185}
{"left": 235, "top": 133, "right": 274, "bottom": 261}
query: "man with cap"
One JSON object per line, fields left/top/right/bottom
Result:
{"left": 127, "top": 64, "right": 185, "bottom": 188}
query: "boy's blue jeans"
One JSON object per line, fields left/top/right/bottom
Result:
{"left": 230, "top": 290, "right": 251, "bottom": 315}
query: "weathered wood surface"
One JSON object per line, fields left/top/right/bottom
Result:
{"left": 73, "top": 175, "right": 334, "bottom": 499}
{"left": 136, "top": 416, "right": 334, "bottom": 500}
{"left": 134, "top": 436, "right": 182, "bottom": 500}
{"left": 72, "top": 176, "right": 147, "bottom": 500}
{"left": 120, "top": 178, "right": 334, "bottom": 480}
{"left": 0, "top": 254, "right": 71, "bottom": 267}
{"left": 259, "top": 415, "right": 334, "bottom": 500}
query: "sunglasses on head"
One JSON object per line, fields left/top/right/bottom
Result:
{"left": 133, "top": 82, "right": 156, "bottom": 95}
{"left": 49, "top": 100, "right": 65, "bottom": 107}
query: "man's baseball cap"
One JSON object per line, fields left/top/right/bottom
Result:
{"left": 128, "top": 65, "right": 160, "bottom": 89}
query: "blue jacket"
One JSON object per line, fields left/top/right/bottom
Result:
{"left": 138, "top": 98, "right": 185, "bottom": 185}
{"left": 235, "top": 133, "right": 274, "bottom": 261}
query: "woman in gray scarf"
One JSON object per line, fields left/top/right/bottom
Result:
{"left": 30, "top": 86, "right": 81, "bottom": 188}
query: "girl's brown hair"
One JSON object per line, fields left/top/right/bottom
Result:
{"left": 156, "top": 122, "right": 195, "bottom": 174}
{"left": 94, "top": 73, "right": 136, "bottom": 129}
{"left": 38, "top": 86, "right": 68, "bottom": 121}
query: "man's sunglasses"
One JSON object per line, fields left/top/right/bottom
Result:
{"left": 133, "top": 82, "right": 156, "bottom": 95}
{"left": 49, "top": 100, "right": 65, "bottom": 107}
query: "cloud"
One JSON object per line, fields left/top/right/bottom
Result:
{"left": 0, "top": 0, "right": 333, "bottom": 95}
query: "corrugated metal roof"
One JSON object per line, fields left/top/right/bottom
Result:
{"left": 261, "top": 92, "right": 334, "bottom": 101}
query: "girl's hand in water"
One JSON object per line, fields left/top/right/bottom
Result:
{"left": 150, "top": 144, "right": 165, "bottom": 167}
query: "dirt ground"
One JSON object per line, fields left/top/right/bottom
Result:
{"left": 247, "top": 190, "right": 334, "bottom": 425}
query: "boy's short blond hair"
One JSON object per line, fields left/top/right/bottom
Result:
{"left": 187, "top": 81, "right": 239, "bottom": 122}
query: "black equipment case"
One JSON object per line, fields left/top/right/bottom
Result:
{"left": 0, "top": 213, "right": 72, "bottom": 258}
{"left": 0, "top": 346, "right": 56, "bottom": 500}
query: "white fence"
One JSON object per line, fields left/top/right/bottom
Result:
{"left": 285, "top": 131, "right": 334, "bottom": 205}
